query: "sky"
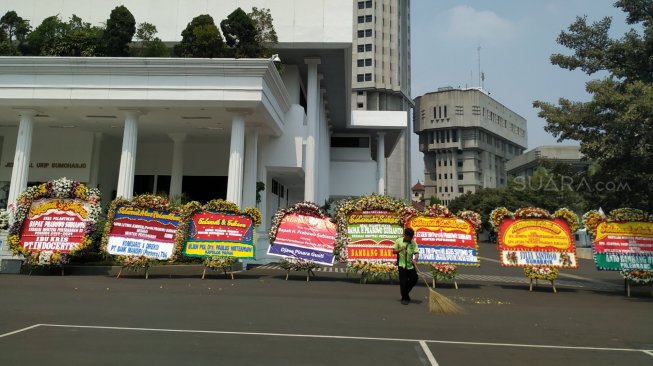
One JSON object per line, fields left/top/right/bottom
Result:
{"left": 409, "top": 0, "right": 631, "bottom": 184}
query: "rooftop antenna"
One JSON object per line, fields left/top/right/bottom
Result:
{"left": 477, "top": 45, "right": 481, "bottom": 88}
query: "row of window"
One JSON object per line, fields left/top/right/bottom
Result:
{"left": 357, "top": 29, "right": 373, "bottom": 38}
{"left": 356, "top": 73, "right": 373, "bottom": 82}
{"left": 429, "top": 129, "right": 458, "bottom": 144}
{"left": 357, "top": 44, "right": 373, "bottom": 52}
{"left": 357, "top": 0, "right": 373, "bottom": 9}
{"left": 357, "top": 15, "right": 373, "bottom": 23}
{"left": 437, "top": 173, "right": 465, "bottom": 180}
{"left": 357, "top": 58, "right": 373, "bottom": 67}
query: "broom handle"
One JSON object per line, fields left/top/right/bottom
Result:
{"left": 415, "top": 267, "right": 434, "bottom": 290}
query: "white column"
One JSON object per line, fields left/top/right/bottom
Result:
{"left": 168, "top": 133, "right": 186, "bottom": 200}
{"left": 242, "top": 128, "right": 259, "bottom": 208}
{"left": 89, "top": 132, "right": 103, "bottom": 188}
{"left": 7, "top": 109, "right": 36, "bottom": 208}
{"left": 304, "top": 58, "right": 321, "bottom": 203}
{"left": 226, "top": 114, "right": 246, "bottom": 206}
{"left": 116, "top": 110, "right": 140, "bottom": 199}
{"left": 377, "top": 132, "right": 386, "bottom": 195}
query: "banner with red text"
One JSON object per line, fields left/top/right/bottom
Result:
{"left": 345, "top": 210, "right": 403, "bottom": 262}
{"left": 499, "top": 218, "right": 577, "bottom": 267}
{"left": 408, "top": 216, "right": 479, "bottom": 266}
{"left": 106, "top": 205, "right": 180, "bottom": 260}
{"left": 592, "top": 221, "right": 653, "bottom": 270}
{"left": 21, "top": 198, "right": 90, "bottom": 253}
{"left": 267, "top": 213, "right": 336, "bottom": 265}
{"left": 183, "top": 211, "right": 255, "bottom": 259}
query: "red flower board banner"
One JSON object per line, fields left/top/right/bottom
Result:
{"left": 499, "top": 218, "right": 577, "bottom": 268}
{"left": 20, "top": 198, "right": 89, "bottom": 253}
{"left": 268, "top": 213, "right": 336, "bottom": 265}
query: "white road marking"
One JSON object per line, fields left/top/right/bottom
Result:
{"left": 37, "top": 323, "right": 648, "bottom": 353}
{"left": 0, "top": 324, "right": 41, "bottom": 338}
{"left": 642, "top": 350, "right": 653, "bottom": 357}
{"left": 419, "top": 340, "right": 439, "bottom": 366}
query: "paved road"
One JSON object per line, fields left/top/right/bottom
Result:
{"left": 0, "top": 242, "right": 651, "bottom": 365}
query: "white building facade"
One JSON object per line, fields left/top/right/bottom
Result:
{"left": 414, "top": 88, "right": 527, "bottom": 205}
{"left": 0, "top": 0, "right": 408, "bottom": 262}
{"left": 351, "top": 0, "right": 412, "bottom": 200}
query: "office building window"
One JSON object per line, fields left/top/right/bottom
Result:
{"left": 357, "top": 90, "right": 364, "bottom": 95}
{"left": 458, "top": 187, "right": 464, "bottom": 193}
{"left": 357, "top": 74, "right": 364, "bottom": 82}
{"left": 357, "top": 59, "right": 365, "bottom": 67}
{"left": 366, "top": 0, "right": 372, "bottom": 7}
{"left": 357, "top": 16, "right": 365, "bottom": 24}
{"left": 458, "top": 173, "right": 463, "bottom": 180}
{"left": 357, "top": 44, "right": 364, "bottom": 52}
{"left": 365, "top": 58, "right": 372, "bottom": 66}
{"left": 365, "top": 15, "right": 373, "bottom": 22}
{"left": 357, "top": 30, "right": 365, "bottom": 38}
{"left": 358, "top": 1, "right": 365, "bottom": 9}
{"left": 444, "top": 187, "right": 448, "bottom": 193}
{"left": 365, "top": 29, "right": 372, "bottom": 37}
{"left": 457, "top": 161, "right": 463, "bottom": 168}
{"left": 365, "top": 44, "right": 372, "bottom": 51}
{"left": 357, "top": 103, "right": 364, "bottom": 108}
{"left": 455, "top": 105, "right": 464, "bottom": 115}
{"left": 364, "top": 73, "right": 372, "bottom": 81}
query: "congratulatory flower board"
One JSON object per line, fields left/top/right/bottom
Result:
{"left": 177, "top": 200, "right": 261, "bottom": 260}
{"left": 583, "top": 208, "right": 653, "bottom": 271}
{"left": 102, "top": 195, "right": 181, "bottom": 261}
{"left": 8, "top": 177, "right": 101, "bottom": 267}
{"left": 267, "top": 202, "right": 336, "bottom": 266}
{"left": 493, "top": 207, "right": 579, "bottom": 268}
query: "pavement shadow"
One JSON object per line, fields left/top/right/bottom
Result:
{"left": 495, "top": 283, "right": 579, "bottom": 293}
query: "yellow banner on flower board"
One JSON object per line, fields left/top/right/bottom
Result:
{"left": 501, "top": 219, "right": 572, "bottom": 250}
{"left": 595, "top": 221, "right": 653, "bottom": 242}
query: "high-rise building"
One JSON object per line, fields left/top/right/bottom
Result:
{"left": 414, "top": 87, "right": 527, "bottom": 205}
{"left": 506, "top": 145, "right": 589, "bottom": 178}
{"left": 351, "top": 0, "right": 412, "bottom": 199}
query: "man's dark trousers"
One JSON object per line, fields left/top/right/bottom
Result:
{"left": 398, "top": 266, "right": 418, "bottom": 301}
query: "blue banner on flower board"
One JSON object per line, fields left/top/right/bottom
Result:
{"left": 267, "top": 243, "right": 334, "bottom": 266}
{"left": 419, "top": 246, "right": 478, "bottom": 265}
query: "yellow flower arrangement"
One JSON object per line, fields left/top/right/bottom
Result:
{"left": 554, "top": 208, "right": 580, "bottom": 232}
{"left": 348, "top": 260, "right": 398, "bottom": 283}
{"left": 204, "top": 256, "right": 238, "bottom": 270}
{"left": 524, "top": 266, "right": 559, "bottom": 281}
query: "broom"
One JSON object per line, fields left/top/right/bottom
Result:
{"left": 416, "top": 267, "right": 465, "bottom": 315}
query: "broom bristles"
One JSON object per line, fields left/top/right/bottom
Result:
{"left": 416, "top": 268, "right": 465, "bottom": 315}
{"left": 428, "top": 287, "right": 465, "bottom": 315}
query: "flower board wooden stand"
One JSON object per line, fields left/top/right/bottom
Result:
{"left": 529, "top": 278, "right": 557, "bottom": 293}
{"left": 285, "top": 268, "right": 315, "bottom": 282}
{"left": 624, "top": 279, "right": 653, "bottom": 298}
{"left": 116, "top": 265, "right": 150, "bottom": 279}
{"left": 202, "top": 265, "right": 235, "bottom": 280}
{"left": 433, "top": 276, "right": 458, "bottom": 290}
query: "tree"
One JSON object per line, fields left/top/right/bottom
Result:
{"left": 175, "top": 14, "right": 224, "bottom": 58}
{"left": 248, "top": 7, "right": 278, "bottom": 58}
{"left": 25, "top": 15, "right": 102, "bottom": 56}
{"left": 533, "top": 0, "right": 653, "bottom": 211}
{"left": 132, "top": 22, "right": 169, "bottom": 57}
{"left": 103, "top": 5, "right": 136, "bottom": 56}
{"left": 0, "top": 11, "right": 31, "bottom": 55}
{"left": 220, "top": 8, "right": 259, "bottom": 58}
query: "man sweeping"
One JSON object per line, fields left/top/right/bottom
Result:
{"left": 393, "top": 227, "right": 419, "bottom": 305}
